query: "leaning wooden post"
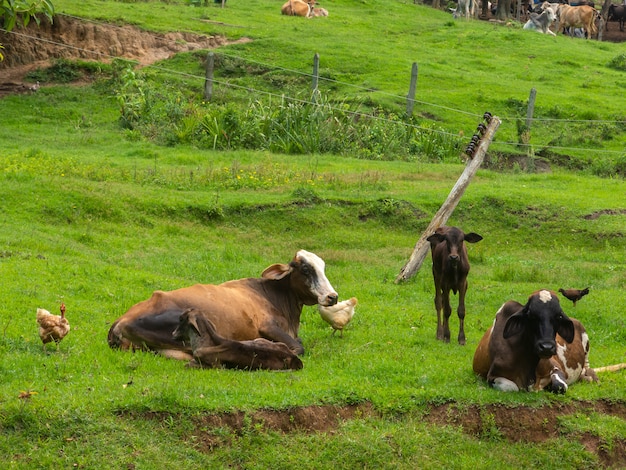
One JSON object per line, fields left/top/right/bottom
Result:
{"left": 204, "top": 51, "right": 214, "bottom": 101}
{"left": 395, "top": 115, "right": 501, "bottom": 283}
{"left": 406, "top": 62, "right": 418, "bottom": 117}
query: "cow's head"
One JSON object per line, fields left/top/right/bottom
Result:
{"left": 427, "top": 227, "right": 483, "bottom": 266}
{"left": 172, "top": 308, "right": 217, "bottom": 346}
{"left": 172, "top": 308, "right": 198, "bottom": 342}
{"left": 261, "top": 250, "right": 338, "bottom": 307}
{"left": 503, "top": 289, "right": 575, "bottom": 358}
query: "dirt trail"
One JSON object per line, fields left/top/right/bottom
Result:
{"left": 0, "top": 14, "right": 247, "bottom": 91}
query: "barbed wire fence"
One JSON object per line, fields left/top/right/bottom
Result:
{"left": 2, "top": 13, "right": 625, "bottom": 161}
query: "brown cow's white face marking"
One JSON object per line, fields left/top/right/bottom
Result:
{"left": 297, "top": 250, "right": 338, "bottom": 306}
{"left": 538, "top": 290, "right": 552, "bottom": 303}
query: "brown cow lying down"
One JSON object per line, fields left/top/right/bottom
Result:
{"left": 107, "top": 250, "right": 338, "bottom": 358}
{"left": 281, "top": 0, "right": 315, "bottom": 17}
{"left": 473, "top": 289, "right": 598, "bottom": 393}
{"left": 173, "top": 309, "right": 303, "bottom": 371}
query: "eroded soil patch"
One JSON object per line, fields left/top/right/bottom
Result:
{"left": 0, "top": 14, "right": 247, "bottom": 93}
{"left": 120, "top": 400, "right": 626, "bottom": 466}
{"left": 584, "top": 209, "right": 626, "bottom": 220}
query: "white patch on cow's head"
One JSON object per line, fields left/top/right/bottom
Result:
{"left": 538, "top": 290, "right": 552, "bottom": 303}
{"left": 296, "top": 250, "right": 338, "bottom": 306}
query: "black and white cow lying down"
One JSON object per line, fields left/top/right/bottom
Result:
{"left": 472, "top": 289, "right": 598, "bottom": 393}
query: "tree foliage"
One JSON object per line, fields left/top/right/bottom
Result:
{"left": 0, "top": 0, "right": 55, "bottom": 60}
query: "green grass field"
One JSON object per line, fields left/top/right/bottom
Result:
{"left": 1, "top": 0, "right": 625, "bottom": 467}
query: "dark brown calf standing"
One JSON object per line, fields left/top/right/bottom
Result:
{"left": 427, "top": 226, "right": 483, "bottom": 345}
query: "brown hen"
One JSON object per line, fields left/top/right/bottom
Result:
{"left": 36, "top": 303, "right": 70, "bottom": 351}
{"left": 558, "top": 287, "right": 590, "bottom": 307}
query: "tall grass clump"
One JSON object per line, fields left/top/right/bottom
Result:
{"left": 111, "top": 62, "right": 463, "bottom": 161}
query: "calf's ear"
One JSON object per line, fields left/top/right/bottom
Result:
{"left": 188, "top": 314, "right": 202, "bottom": 336}
{"left": 557, "top": 315, "right": 575, "bottom": 343}
{"left": 427, "top": 233, "right": 445, "bottom": 244}
{"left": 262, "top": 263, "right": 292, "bottom": 280}
{"left": 503, "top": 310, "right": 526, "bottom": 339}
{"left": 464, "top": 233, "right": 483, "bottom": 243}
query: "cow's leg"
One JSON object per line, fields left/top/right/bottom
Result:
{"left": 548, "top": 367, "right": 568, "bottom": 394}
{"left": 159, "top": 349, "right": 194, "bottom": 361}
{"left": 115, "top": 310, "right": 187, "bottom": 352}
{"left": 434, "top": 287, "right": 444, "bottom": 341}
{"left": 456, "top": 280, "right": 469, "bottom": 345}
{"left": 259, "top": 323, "right": 305, "bottom": 355}
{"left": 441, "top": 289, "right": 452, "bottom": 343}
{"left": 491, "top": 377, "right": 520, "bottom": 392}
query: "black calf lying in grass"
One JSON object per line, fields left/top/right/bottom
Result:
{"left": 172, "top": 309, "right": 303, "bottom": 371}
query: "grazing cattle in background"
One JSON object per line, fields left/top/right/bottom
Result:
{"left": 311, "top": 7, "right": 329, "bottom": 17}
{"left": 608, "top": 3, "right": 626, "bottom": 31}
{"left": 427, "top": 226, "right": 483, "bottom": 345}
{"left": 452, "top": 0, "right": 478, "bottom": 19}
{"left": 472, "top": 289, "right": 598, "bottom": 393}
{"left": 281, "top": 0, "right": 315, "bottom": 17}
{"left": 555, "top": 4, "right": 599, "bottom": 38}
{"left": 172, "top": 309, "right": 303, "bottom": 370}
{"left": 524, "top": 7, "right": 557, "bottom": 34}
{"left": 107, "top": 250, "right": 338, "bottom": 358}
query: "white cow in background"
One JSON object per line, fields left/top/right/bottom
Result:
{"left": 452, "top": 0, "right": 478, "bottom": 19}
{"left": 523, "top": 6, "right": 557, "bottom": 34}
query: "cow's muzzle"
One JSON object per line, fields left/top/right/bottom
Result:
{"left": 321, "top": 293, "right": 338, "bottom": 307}
{"left": 536, "top": 340, "right": 557, "bottom": 358}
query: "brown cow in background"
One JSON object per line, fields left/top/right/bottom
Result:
{"left": 281, "top": 0, "right": 316, "bottom": 17}
{"left": 427, "top": 226, "right": 483, "bottom": 345}
{"left": 555, "top": 4, "right": 599, "bottom": 38}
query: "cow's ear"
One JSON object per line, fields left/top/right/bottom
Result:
{"left": 464, "top": 233, "right": 483, "bottom": 243}
{"left": 427, "top": 233, "right": 445, "bottom": 244}
{"left": 503, "top": 311, "right": 526, "bottom": 339}
{"left": 557, "top": 314, "right": 575, "bottom": 343}
{"left": 261, "top": 263, "right": 292, "bottom": 280}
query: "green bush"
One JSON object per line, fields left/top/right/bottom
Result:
{"left": 607, "top": 53, "right": 626, "bottom": 71}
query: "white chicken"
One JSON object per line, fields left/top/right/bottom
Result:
{"left": 317, "top": 297, "right": 358, "bottom": 338}
{"left": 36, "top": 303, "right": 70, "bottom": 351}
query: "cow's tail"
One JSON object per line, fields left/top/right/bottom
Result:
{"left": 593, "top": 363, "right": 626, "bottom": 373}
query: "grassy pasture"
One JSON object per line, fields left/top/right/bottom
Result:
{"left": 1, "top": 0, "right": 626, "bottom": 467}
{"left": 45, "top": 0, "right": 626, "bottom": 159}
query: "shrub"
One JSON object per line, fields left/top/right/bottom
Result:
{"left": 607, "top": 53, "right": 626, "bottom": 71}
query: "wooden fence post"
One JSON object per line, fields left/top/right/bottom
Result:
{"left": 395, "top": 115, "right": 501, "bottom": 283}
{"left": 521, "top": 87, "right": 536, "bottom": 157}
{"left": 406, "top": 62, "right": 418, "bottom": 117}
{"left": 204, "top": 51, "right": 214, "bottom": 101}
{"left": 312, "top": 53, "right": 320, "bottom": 100}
